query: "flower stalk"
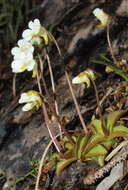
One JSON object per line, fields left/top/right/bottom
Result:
{"left": 65, "top": 70, "right": 88, "bottom": 134}
{"left": 41, "top": 103, "right": 62, "bottom": 153}
{"left": 36, "top": 68, "right": 62, "bottom": 152}
{"left": 45, "top": 48, "right": 62, "bottom": 138}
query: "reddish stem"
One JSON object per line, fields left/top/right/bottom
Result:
{"left": 65, "top": 70, "right": 88, "bottom": 134}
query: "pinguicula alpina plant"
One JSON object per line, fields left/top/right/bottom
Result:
{"left": 11, "top": 17, "right": 128, "bottom": 190}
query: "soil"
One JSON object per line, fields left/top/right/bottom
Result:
{"left": 1, "top": 0, "right": 128, "bottom": 190}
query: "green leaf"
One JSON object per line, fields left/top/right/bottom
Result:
{"left": 100, "top": 54, "right": 112, "bottom": 63}
{"left": 92, "top": 59, "right": 128, "bottom": 81}
{"left": 84, "top": 136, "right": 106, "bottom": 154}
{"left": 108, "top": 131, "right": 128, "bottom": 140}
{"left": 77, "top": 133, "right": 91, "bottom": 159}
{"left": 101, "top": 139, "right": 113, "bottom": 150}
{"left": 106, "top": 110, "right": 126, "bottom": 133}
{"left": 85, "top": 144, "right": 108, "bottom": 156}
{"left": 89, "top": 134, "right": 104, "bottom": 144}
{"left": 113, "top": 125, "right": 128, "bottom": 133}
{"left": 91, "top": 119, "right": 105, "bottom": 135}
{"left": 74, "top": 135, "right": 84, "bottom": 157}
{"left": 56, "top": 157, "right": 77, "bottom": 176}
{"left": 64, "top": 142, "right": 74, "bottom": 151}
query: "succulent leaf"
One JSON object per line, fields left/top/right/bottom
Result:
{"left": 84, "top": 144, "right": 108, "bottom": 166}
{"left": 113, "top": 125, "right": 128, "bottom": 133}
{"left": 91, "top": 119, "right": 105, "bottom": 135}
{"left": 101, "top": 140, "right": 113, "bottom": 150}
{"left": 106, "top": 110, "right": 126, "bottom": 133}
{"left": 84, "top": 136, "right": 106, "bottom": 154}
{"left": 108, "top": 132, "right": 128, "bottom": 140}
{"left": 77, "top": 133, "right": 91, "bottom": 159}
{"left": 56, "top": 157, "right": 77, "bottom": 176}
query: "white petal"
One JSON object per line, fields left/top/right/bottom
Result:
{"left": 27, "top": 91, "right": 42, "bottom": 103}
{"left": 34, "top": 19, "right": 40, "bottom": 26}
{"left": 19, "top": 90, "right": 42, "bottom": 111}
{"left": 22, "top": 103, "right": 35, "bottom": 111}
{"left": 27, "top": 60, "right": 36, "bottom": 71}
{"left": 11, "top": 47, "right": 20, "bottom": 56}
{"left": 93, "top": 8, "right": 108, "bottom": 26}
{"left": 11, "top": 60, "right": 24, "bottom": 73}
{"left": 72, "top": 77, "right": 78, "bottom": 84}
{"left": 29, "top": 19, "right": 40, "bottom": 34}
{"left": 26, "top": 45, "right": 34, "bottom": 54}
{"left": 17, "top": 39, "right": 25, "bottom": 47}
{"left": 27, "top": 59, "right": 36, "bottom": 71}
{"left": 19, "top": 93, "right": 31, "bottom": 103}
{"left": 28, "top": 21, "right": 33, "bottom": 29}
{"left": 72, "top": 75, "right": 89, "bottom": 84}
{"left": 33, "top": 19, "right": 40, "bottom": 33}
{"left": 30, "top": 95, "right": 40, "bottom": 102}
{"left": 22, "top": 29, "right": 32, "bottom": 41}
{"left": 93, "top": 8, "right": 102, "bottom": 16}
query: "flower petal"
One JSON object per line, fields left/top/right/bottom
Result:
{"left": 22, "top": 103, "right": 35, "bottom": 111}
{"left": 19, "top": 93, "right": 31, "bottom": 103}
{"left": 22, "top": 29, "right": 32, "bottom": 41}
{"left": 28, "top": 19, "right": 40, "bottom": 34}
{"left": 93, "top": 8, "right": 109, "bottom": 27}
{"left": 11, "top": 60, "right": 24, "bottom": 73}
{"left": 11, "top": 47, "right": 20, "bottom": 56}
{"left": 17, "top": 39, "right": 25, "bottom": 47}
{"left": 19, "top": 90, "right": 42, "bottom": 112}
{"left": 26, "top": 59, "right": 36, "bottom": 71}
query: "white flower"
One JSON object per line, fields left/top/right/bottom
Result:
{"left": 72, "top": 69, "right": 95, "bottom": 88}
{"left": 11, "top": 54, "right": 36, "bottom": 73}
{"left": 11, "top": 39, "right": 34, "bottom": 59}
{"left": 93, "top": 8, "right": 109, "bottom": 27}
{"left": 22, "top": 19, "right": 49, "bottom": 45}
{"left": 22, "top": 19, "right": 41, "bottom": 41}
{"left": 19, "top": 90, "right": 42, "bottom": 111}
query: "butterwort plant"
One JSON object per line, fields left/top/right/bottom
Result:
{"left": 11, "top": 17, "right": 128, "bottom": 182}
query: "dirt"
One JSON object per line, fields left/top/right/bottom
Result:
{"left": 1, "top": 0, "right": 128, "bottom": 189}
